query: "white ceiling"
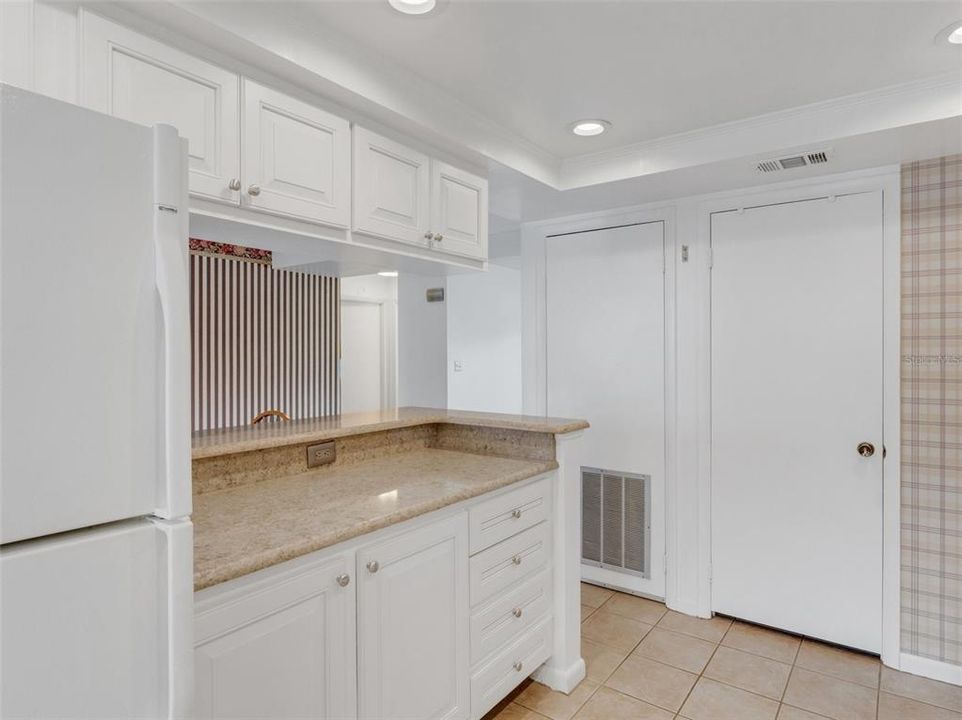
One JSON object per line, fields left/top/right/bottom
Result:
{"left": 300, "top": 0, "right": 962, "bottom": 159}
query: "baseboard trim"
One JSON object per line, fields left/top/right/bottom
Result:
{"left": 899, "top": 653, "right": 962, "bottom": 686}
{"left": 532, "top": 657, "right": 586, "bottom": 694}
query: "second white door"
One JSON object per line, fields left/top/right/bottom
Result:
{"left": 340, "top": 300, "right": 385, "bottom": 414}
{"left": 710, "top": 192, "right": 884, "bottom": 652}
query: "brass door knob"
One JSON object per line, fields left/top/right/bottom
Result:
{"left": 857, "top": 442, "right": 875, "bottom": 458}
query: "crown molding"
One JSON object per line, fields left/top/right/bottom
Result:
{"left": 558, "top": 71, "right": 962, "bottom": 190}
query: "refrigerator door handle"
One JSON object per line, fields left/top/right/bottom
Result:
{"left": 153, "top": 124, "right": 192, "bottom": 519}
{"left": 152, "top": 517, "right": 194, "bottom": 719}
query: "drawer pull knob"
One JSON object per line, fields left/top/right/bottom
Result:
{"left": 511, "top": 509, "right": 522, "bottom": 519}
{"left": 512, "top": 607, "right": 523, "bottom": 618}
{"left": 336, "top": 574, "right": 350, "bottom": 587}
{"left": 513, "top": 661, "right": 523, "bottom": 672}
{"left": 366, "top": 560, "right": 380, "bottom": 574}
{"left": 512, "top": 555, "right": 522, "bottom": 566}
{"left": 247, "top": 184, "right": 262, "bottom": 197}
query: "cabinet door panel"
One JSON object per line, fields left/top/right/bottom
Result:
{"left": 353, "top": 127, "right": 430, "bottom": 246}
{"left": 431, "top": 161, "right": 487, "bottom": 260}
{"left": 81, "top": 11, "right": 239, "bottom": 204}
{"left": 243, "top": 81, "right": 350, "bottom": 226}
{"left": 357, "top": 514, "right": 469, "bottom": 720}
{"left": 194, "top": 554, "right": 356, "bottom": 720}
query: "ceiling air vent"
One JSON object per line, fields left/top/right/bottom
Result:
{"left": 756, "top": 149, "right": 831, "bottom": 173}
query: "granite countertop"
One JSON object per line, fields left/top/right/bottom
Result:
{"left": 191, "top": 407, "right": 589, "bottom": 459}
{"left": 193, "top": 447, "right": 557, "bottom": 591}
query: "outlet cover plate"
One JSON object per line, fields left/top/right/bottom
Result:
{"left": 307, "top": 441, "right": 336, "bottom": 468}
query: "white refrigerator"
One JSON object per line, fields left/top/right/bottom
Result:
{"left": 0, "top": 85, "right": 193, "bottom": 718}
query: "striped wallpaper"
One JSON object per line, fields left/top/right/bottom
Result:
{"left": 901, "top": 154, "right": 962, "bottom": 664}
{"left": 189, "top": 242, "right": 339, "bottom": 432}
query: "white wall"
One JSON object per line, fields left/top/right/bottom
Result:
{"left": 397, "top": 273, "right": 447, "bottom": 408}
{"left": 447, "top": 263, "right": 522, "bottom": 414}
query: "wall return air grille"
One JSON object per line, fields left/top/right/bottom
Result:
{"left": 756, "top": 150, "right": 831, "bottom": 173}
{"left": 581, "top": 467, "right": 651, "bottom": 578}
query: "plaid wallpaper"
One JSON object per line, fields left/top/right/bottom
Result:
{"left": 901, "top": 154, "right": 962, "bottom": 663}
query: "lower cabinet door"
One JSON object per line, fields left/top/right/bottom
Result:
{"left": 357, "top": 513, "right": 470, "bottom": 720}
{"left": 193, "top": 553, "right": 356, "bottom": 720}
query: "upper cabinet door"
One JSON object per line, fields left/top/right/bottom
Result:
{"left": 243, "top": 80, "right": 351, "bottom": 227}
{"left": 353, "top": 127, "right": 430, "bottom": 247}
{"left": 430, "top": 161, "right": 488, "bottom": 260}
{"left": 81, "top": 12, "right": 240, "bottom": 204}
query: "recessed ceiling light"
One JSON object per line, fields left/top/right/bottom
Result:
{"left": 377, "top": 271, "right": 399, "bottom": 277}
{"left": 569, "top": 119, "right": 611, "bottom": 137}
{"left": 388, "top": 0, "right": 436, "bottom": 16}
{"left": 935, "top": 20, "right": 962, "bottom": 44}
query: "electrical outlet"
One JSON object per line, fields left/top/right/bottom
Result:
{"left": 453, "top": 360, "right": 463, "bottom": 372}
{"left": 306, "top": 441, "right": 336, "bottom": 468}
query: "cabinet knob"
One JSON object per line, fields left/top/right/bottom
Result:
{"left": 434, "top": 234, "right": 444, "bottom": 242}
{"left": 512, "top": 607, "right": 523, "bottom": 618}
{"left": 247, "top": 184, "right": 261, "bottom": 197}
{"left": 336, "top": 573, "right": 350, "bottom": 587}
{"left": 511, "top": 509, "right": 522, "bottom": 519}
{"left": 513, "top": 661, "right": 523, "bottom": 672}
{"left": 511, "top": 555, "right": 522, "bottom": 566}
{"left": 228, "top": 178, "right": 241, "bottom": 191}
{"left": 424, "top": 231, "right": 434, "bottom": 240}
{"left": 366, "top": 560, "right": 380, "bottom": 574}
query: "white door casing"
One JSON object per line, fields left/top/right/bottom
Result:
{"left": 352, "top": 126, "right": 431, "bottom": 247}
{"left": 356, "top": 514, "right": 469, "bottom": 720}
{"left": 710, "top": 191, "right": 884, "bottom": 652}
{"left": 81, "top": 11, "right": 240, "bottom": 204}
{"left": 545, "top": 222, "right": 667, "bottom": 598}
{"left": 242, "top": 80, "right": 350, "bottom": 226}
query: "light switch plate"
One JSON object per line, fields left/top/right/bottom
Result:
{"left": 307, "top": 441, "right": 336, "bottom": 468}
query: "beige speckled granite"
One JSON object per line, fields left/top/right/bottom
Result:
{"left": 434, "top": 424, "right": 555, "bottom": 462}
{"left": 192, "top": 425, "right": 438, "bottom": 495}
{"left": 191, "top": 406, "right": 588, "bottom": 459}
{"left": 193, "top": 448, "right": 557, "bottom": 590}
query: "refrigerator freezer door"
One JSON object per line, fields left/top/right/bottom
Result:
{"left": 0, "top": 85, "right": 190, "bottom": 543}
{"left": 0, "top": 517, "right": 194, "bottom": 719}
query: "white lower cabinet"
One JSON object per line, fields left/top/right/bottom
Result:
{"left": 357, "top": 514, "right": 470, "bottom": 720}
{"left": 193, "top": 553, "right": 356, "bottom": 720}
{"left": 193, "top": 476, "right": 555, "bottom": 720}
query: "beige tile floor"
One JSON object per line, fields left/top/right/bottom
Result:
{"left": 483, "top": 583, "right": 962, "bottom": 720}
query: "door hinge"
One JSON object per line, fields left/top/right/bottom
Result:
{"left": 663, "top": 552, "right": 668, "bottom": 577}
{"left": 708, "top": 248, "right": 714, "bottom": 269}
{"left": 708, "top": 563, "right": 713, "bottom": 583}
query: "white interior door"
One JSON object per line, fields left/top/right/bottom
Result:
{"left": 546, "top": 222, "right": 666, "bottom": 598}
{"left": 341, "top": 300, "right": 384, "bottom": 413}
{"left": 710, "top": 192, "right": 884, "bottom": 652}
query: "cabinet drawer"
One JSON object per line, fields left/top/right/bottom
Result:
{"left": 469, "top": 478, "right": 551, "bottom": 555}
{"left": 470, "top": 522, "right": 551, "bottom": 607}
{"left": 470, "top": 617, "right": 552, "bottom": 720}
{"left": 470, "top": 568, "right": 551, "bottom": 667}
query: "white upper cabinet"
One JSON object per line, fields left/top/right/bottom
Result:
{"left": 356, "top": 514, "right": 469, "bottom": 720}
{"left": 243, "top": 80, "right": 351, "bottom": 227}
{"left": 81, "top": 12, "right": 240, "bottom": 204}
{"left": 430, "top": 161, "right": 488, "bottom": 260}
{"left": 352, "top": 126, "right": 431, "bottom": 247}
{"left": 194, "top": 553, "right": 357, "bottom": 720}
